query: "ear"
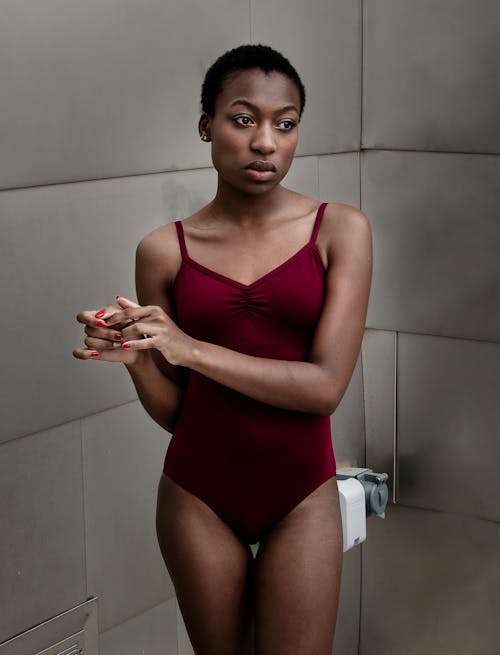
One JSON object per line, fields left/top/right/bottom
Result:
{"left": 198, "top": 113, "right": 212, "bottom": 142}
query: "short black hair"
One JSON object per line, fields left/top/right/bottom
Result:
{"left": 201, "top": 44, "right": 306, "bottom": 118}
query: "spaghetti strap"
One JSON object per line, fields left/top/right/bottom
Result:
{"left": 310, "top": 202, "right": 328, "bottom": 245}
{"left": 175, "top": 220, "right": 188, "bottom": 260}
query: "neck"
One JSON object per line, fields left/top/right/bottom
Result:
{"left": 211, "top": 179, "right": 290, "bottom": 225}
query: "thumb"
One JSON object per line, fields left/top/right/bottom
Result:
{"left": 115, "top": 295, "right": 140, "bottom": 309}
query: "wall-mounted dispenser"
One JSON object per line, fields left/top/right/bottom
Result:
{"left": 336, "top": 468, "right": 389, "bottom": 552}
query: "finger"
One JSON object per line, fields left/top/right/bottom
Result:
{"left": 77, "top": 306, "right": 121, "bottom": 328}
{"left": 85, "top": 336, "right": 124, "bottom": 350}
{"left": 85, "top": 326, "right": 123, "bottom": 343}
{"left": 104, "top": 305, "right": 153, "bottom": 328}
{"left": 120, "top": 321, "right": 156, "bottom": 342}
{"left": 73, "top": 347, "right": 101, "bottom": 360}
{"left": 94, "top": 304, "right": 122, "bottom": 321}
{"left": 115, "top": 295, "right": 141, "bottom": 309}
{"left": 120, "top": 335, "right": 155, "bottom": 351}
{"left": 73, "top": 347, "right": 134, "bottom": 363}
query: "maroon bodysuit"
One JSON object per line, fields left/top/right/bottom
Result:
{"left": 163, "top": 202, "right": 336, "bottom": 544}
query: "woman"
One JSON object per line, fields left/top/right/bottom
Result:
{"left": 74, "top": 44, "right": 372, "bottom": 655}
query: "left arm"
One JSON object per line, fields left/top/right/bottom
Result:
{"left": 111, "top": 206, "right": 372, "bottom": 415}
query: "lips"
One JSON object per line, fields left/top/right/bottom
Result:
{"left": 245, "top": 160, "right": 276, "bottom": 172}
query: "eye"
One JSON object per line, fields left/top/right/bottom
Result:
{"left": 233, "top": 115, "right": 254, "bottom": 126}
{"left": 278, "top": 119, "right": 297, "bottom": 131}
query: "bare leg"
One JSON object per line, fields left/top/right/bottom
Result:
{"left": 253, "top": 477, "right": 343, "bottom": 655}
{"left": 156, "top": 474, "right": 255, "bottom": 655}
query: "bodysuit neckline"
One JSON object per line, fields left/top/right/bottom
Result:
{"left": 174, "top": 202, "right": 328, "bottom": 290}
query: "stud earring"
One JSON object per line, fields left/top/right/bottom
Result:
{"left": 201, "top": 134, "right": 210, "bottom": 142}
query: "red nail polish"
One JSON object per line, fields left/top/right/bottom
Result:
{"left": 122, "top": 343, "right": 131, "bottom": 349}
{"left": 114, "top": 333, "right": 122, "bottom": 340}
{"left": 96, "top": 320, "right": 106, "bottom": 327}
{"left": 95, "top": 310, "right": 105, "bottom": 318}
{"left": 90, "top": 351, "right": 100, "bottom": 357}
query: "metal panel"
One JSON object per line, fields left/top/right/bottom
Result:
{"left": 0, "top": 167, "right": 215, "bottom": 442}
{"left": 333, "top": 546, "right": 361, "bottom": 655}
{"left": 35, "top": 632, "right": 84, "bottom": 655}
{"left": 361, "top": 330, "right": 396, "bottom": 500}
{"left": 0, "top": 0, "right": 250, "bottom": 189}
{"left": 332, "top": 354, "right": 366, "bottom": 470}
{"left": 319, "top": 152, "right": 361, "bottom": 208}
{"left": 283, "top": 156, "right": 319, "bottom": 199}
{"left": 360, "top": 504, "right": 500, "bottom": 654}
{"left": 99, "top": 598, "right": 177, "bottom": 655}
{"left": 362, "top": 150, "right": 500, "bottom": 342}
{"left": 0, "top": 598, "right": 97, "bottom": 655}
{"left": 252, "top": 0, "right": 361, "bottom": 156}
{"left": 82, "top": 401, "right": 174, "bottom": 632}
{"left": 397, "top": 333, "right": 500, "bottom": 522}
{"left": 0, "top": 423, "right": 86, "bottom": 643}
{"left": 363, "top": 0, "right": 500, "bottom": 153}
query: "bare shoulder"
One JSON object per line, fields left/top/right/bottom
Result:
{"left": 320, "top": 202, "right": 372, "bottom": 261}
{"left": 136, "top": 221, "right": 182, "bottom": 285}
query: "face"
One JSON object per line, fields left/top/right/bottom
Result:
{"left": 200, "top": 69, "right": 301, "bottom": 195}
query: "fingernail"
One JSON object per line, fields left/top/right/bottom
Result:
{"left": 90, "top": 351, "right": 100, "bottom": 358}
{"left": 122, "top": 343, "right": 131, "bottom": 349}
{"left": 96, "top": 320, "right": 106, "bottom": 327}
{"left": 115, "top": 295, "right": 121, "bottom": 300}
{"left": 95, "top": 310, "right": 105, "bottom": 318}
{"left": 114, "top": 333, "right": 122, "bottom": 340}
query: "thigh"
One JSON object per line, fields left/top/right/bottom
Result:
{"left": 253, "top": 476, "right": 343, "bottom": 655}
{"left": 156, "top": 474, "right": 254, "bottom": 655}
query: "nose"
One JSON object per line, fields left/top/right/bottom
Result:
{"left": 250, "top": 122, "right": 276, "bottom": 155}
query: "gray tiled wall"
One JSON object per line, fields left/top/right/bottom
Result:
{"left": 0, "top": 422, "right": 86, "bottom": 641}
{"left": 358, "top": 1, "right": 500, "bottom": 653}
{"left": 362, "top": 151, "right": 500, "bottom": 342}
{"left": 363, "top": 0, "right": 500, "bottom": 153}
{"left": 360, "top": 505, "right": 500, "bottom": 655}
{"left": 2, "top": 0, "right": 498, "bottom": 653}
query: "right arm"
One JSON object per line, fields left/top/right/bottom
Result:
{"left": 73, "top": 223, "right": 185, "bottom": 433}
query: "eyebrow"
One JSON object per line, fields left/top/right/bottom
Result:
{"left": 229, "top": 98, "right": 299, "bottom": 114}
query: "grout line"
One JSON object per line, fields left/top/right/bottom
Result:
{"left": 389, "top": 501, "right": 500, "bottom": 526}
{"left": 79, "top": 417, "right": 89, "bottom": 598}
{"left": 357, "top": 8, "right": 365, "bottom": 654}
{"left": 4, "top": 397, "right": 140, "bottom": 444}
{"left": 316, "top": 155, "right": 320, "bottom": 200}
{"left": 364, "top": 327, "right": 500, "bottom": 348}
{"left": 357, "top": 543, "right": 363, "bottom": 655}
{"left": 393, "top": 332, "right": 398, "bottom": 504}
{"left": 2, "top": 148, "right": 496, "bottom": 194}
{"left": 3, "top": 142, "right": 494, "bottom": 194}
{"left": 359, "top": 0, "right": 364, "bottom": 153}
{"left": 249, "top": 0, "right": 253, "bottom": 43}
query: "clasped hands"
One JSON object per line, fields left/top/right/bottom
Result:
{"left": 73, "top": 295, "right": 193, "bottom": 366}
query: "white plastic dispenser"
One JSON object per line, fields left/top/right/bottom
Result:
{"left": 336, "top": 467, "right": 389, "bottom": 552}
{"left": 337, "top": 476, "right": 366, "bottom": 551}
